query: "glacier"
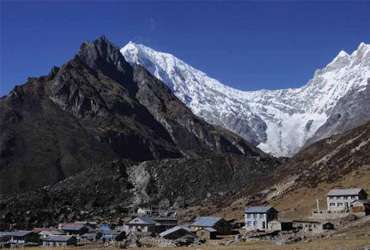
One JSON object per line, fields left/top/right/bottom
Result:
{"left": 121, "top": 42, "right": 370, "bottom": 156}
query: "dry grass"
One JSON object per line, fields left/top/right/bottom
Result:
{"left": 270, "top": 165, "right": 370, "bottom": 219}
{"left": 211, "top": 165, "right": 370, "bottom": 221}
{"left": 29, "top": 236, "right": 370, "bottom": 250}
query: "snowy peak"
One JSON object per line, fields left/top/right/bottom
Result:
{"left": 121, "top": 42, "right": 370, "bottom": 156}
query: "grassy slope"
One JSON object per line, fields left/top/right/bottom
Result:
{"left": 271, "top": 164, "right": 370, "bottom": 219}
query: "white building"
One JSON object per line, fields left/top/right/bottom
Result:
{"left": 42, "top": 235, "right": 77, "bottom": 247}
{"left": 327, "top": 188, "right": 368, "bottom": 212}
{"left": 126, "top": 216, "right": 157, "bottom": 233}
{"left": 244, "top": 206, "right": 278, "bottom": 231}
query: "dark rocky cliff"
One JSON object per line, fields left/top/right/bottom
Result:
{"left": 0, "top": 36, "right": 280, "bottom": 227}
{"left": 0, "top": 36, "right": 268, "bottom": 195}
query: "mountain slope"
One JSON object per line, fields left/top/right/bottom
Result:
{"left": 0, "top": 154, "right": 279, "bottom": 227}
{"left": 266, "top": 120, "right": 370, "bottom": 219}
{"left": 121, "top": 42, "right": 370, "bottom": 156}
{"left": 182, "top": 121, "right": 370, "bottom": 222}
{"left": 0, "top": 36, "right": 269, "bottom": 195}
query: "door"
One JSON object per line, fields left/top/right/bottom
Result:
{"left": 262, "top": 221, "right": 266, "bottom": 229}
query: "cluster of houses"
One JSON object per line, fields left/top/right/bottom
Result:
{"left": 244, "top": 187, "right": 369, "bottom": 235}
{"left": 0, "top": 187, "right": 369, "bottom": 248}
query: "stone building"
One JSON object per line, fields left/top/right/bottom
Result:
{"left": 327, "top": 188, "right": 368, "bottom": 212}
{"left": 244, "top": 206, "right": 278, "bottom": 231}
{"left": 351, "top": 199, "right": 370, "bottom": 216}
{"left": 190, "top": 216, "right": 231, "bottom": 235}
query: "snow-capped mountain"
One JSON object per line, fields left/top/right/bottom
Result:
{"left": 121, "top": 42, "right": 370, "bottom": 156}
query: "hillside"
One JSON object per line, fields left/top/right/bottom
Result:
{"left": 0, "top": 36, "right": 270, "bottom": 195}
{"left": 0, "top": 36, "right": 280, "bottom": 227}
{"left": 203, "top": 121, "right": 370, "bottom": 221}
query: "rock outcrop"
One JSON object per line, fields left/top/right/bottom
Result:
{"left": 0, "top": 36, "right": 268, "bottom": 195}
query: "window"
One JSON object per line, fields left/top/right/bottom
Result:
{"left": 247, "top": 214, "right": 251, "bottom": 219}
{"left": 330, "top": 203, "right": 335, "bottom": 206}
{"left": 253, "top": 221, "right": 256, "bottom": 226}
{"left": 253, "top": 214, "right": 257, "bottom": 219}
{"left": 337, "top": 203, "right": 343, "bottom": 206}
{"left": 259, "top": 214, "right": 264, "bottom": 219}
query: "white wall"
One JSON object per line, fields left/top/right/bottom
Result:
{"left": 327, "top": 195, "right": 359, "bottom": 211}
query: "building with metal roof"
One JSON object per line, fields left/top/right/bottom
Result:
{"left": 42, "top": 235, "right": 77, "bottom": 247}
{"left": 327, "top": 188, "right": 368, "bottom": 212}
{"left": 190, "top": 216, "right": 231, "bottom": 235}
{"left": 191, "top": 217, "right": 221, "bottom": 227}
{"left": 245, "top": 206, "right": 275, "bottom": 214}
{"left": 126, "top": 216, "right": 157, "bottom": 233}
{"left": 245, "top": 205, "right": 278, "bottom": 231}
{"left": 159, "top": 226, "right": 194, "bottom": 240}
{"left": 327, "top": 188, "right": 366, "bottom": 196}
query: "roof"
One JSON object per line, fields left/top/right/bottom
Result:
{"left": 127, "top": 216, "right": 156, "bottom": 225}
{"left": 39, "top": 230, "right": 63, "bottom": 235}
{"left": 191, "top": 217, "right": 222, "bottom": 227}
{"left": 82, "top": 233, "right": 97, "bottom": 237}
{"left": 43, "top": 235, "right": 74, "bottom": 242}
{"left": 4, "top": 230, "right": 33, "bottom": 237}
{"left": 203, "top": 227, "right": 216, "bottom": 232}
{"left": 327, "top": 188, "right": 364, "bottom": 196}
{"left": 0, "top": 232, "right": 10, "bottom": 238}
{"left": 292, "top": 220, "right": 320, "bottom": 224}
{"left": 99, "top": 224, "right": 111, "bottom": 234}
{"left": 159, "top": 226, "right": 191, "bottom": 237}
{"left": 245, "top": 206, "right": 275, "bottom": 213}
{"left": 61, "top": 223, "right": 86, "bottom": 231}
{"left": 32, "top": 228, "right": 51, "bottom": 233}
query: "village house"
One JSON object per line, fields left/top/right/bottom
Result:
{"left": 351, "top": 199, "right": 370, "bottom": 216}
{"left": 42, "top": 235, "right": 77, "bottom": 247}
{"left": 152, "top": 216, "right": 178, "bottom": 232}
{"left": 194, "top": 227, "right": 217, "bottom": 240}
{"left": 0, "top": 233, "right": 10, "bottom": 248}
{"left": 137, "top": 207, "right": 177, "bottom": 218}
{"left": 74, "top": 221, "right": 97, "bottom": 229}
{"left": 4, "top": 230, "right": 40, "bottom": 247}
{"left": 268, "top": 220, "right": 293, "bottom": 231}
{"left": 327, "top": 188, "right": 368, "bottom": 212}
{"left": 59, "top": 223, "right": 89, "bottom": 235}
{"left": 80, "top": 232, "right": 97, "bottom": 242}
{"left": 33, "top": 229, "right": 63, "bottom": 239}
{"left": 159, "top": 226, "right": 195, "bottom": 240}
{"left": 126, "top": 216, "right": 157, "bottom": 234}
{"left": 245, "top": 206, "right": 278, "bottom": 231}
{"left": 292, "top": 220, "right": 322, "bottom": 233}
{"left": 190, "top": 216, "right": 232, "bottom": 235}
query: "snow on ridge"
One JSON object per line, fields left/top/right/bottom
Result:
{"left": 121, "top": 42, "right": 370, "bottom": 156}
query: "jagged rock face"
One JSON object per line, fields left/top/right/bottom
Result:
{"left": 0, "top": 155, "right": 279, "bottom": 227}
{"left": 122, "top": 42, "right": 370, "bottom": 156}
{"left": 307, "top": 81, "right": 370, "bottom": 145}
{"left": 0, "top": 36, "right": 268, "bottom": 195}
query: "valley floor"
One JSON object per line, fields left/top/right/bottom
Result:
{"left": 27, "top": 222, "right": 370, "bottom": 250}
{"left": 27, "top": 238, "right": 370, "bottom": 250}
